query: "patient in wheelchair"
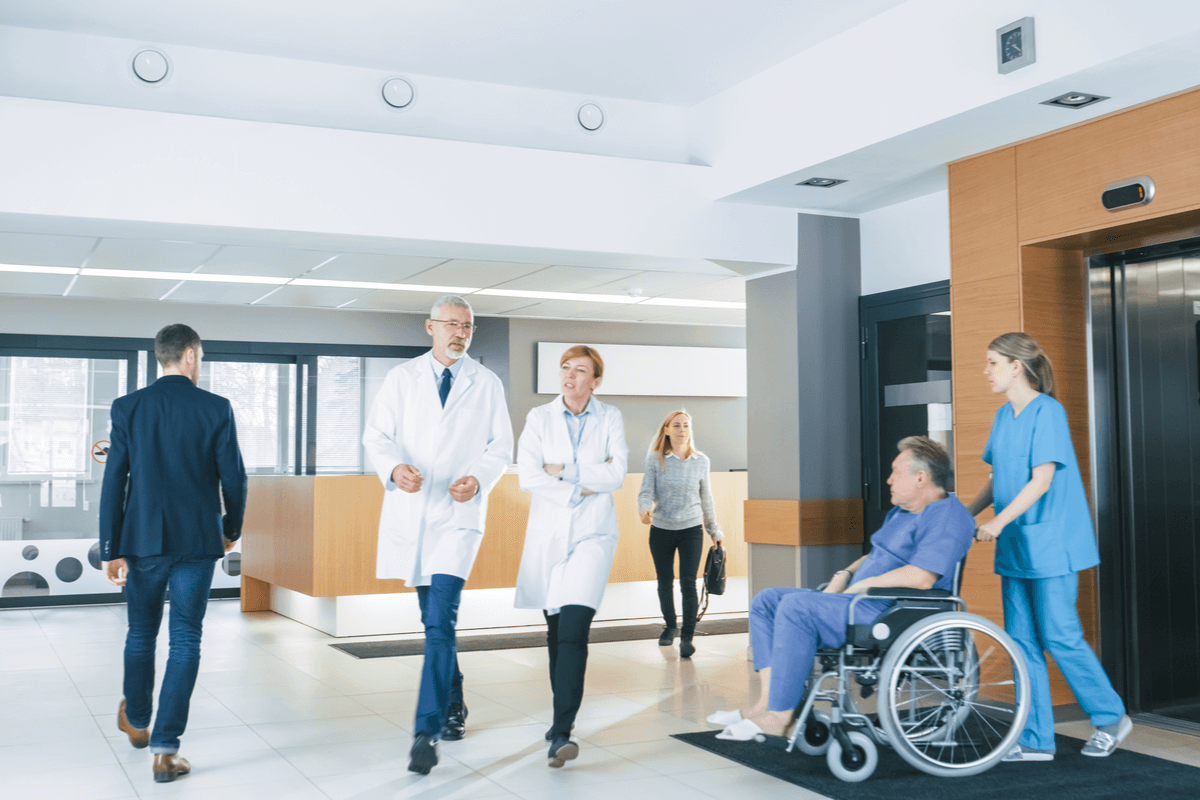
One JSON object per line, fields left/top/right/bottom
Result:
{"left": 709, "top": 436, "right": 975, "bottom": 742}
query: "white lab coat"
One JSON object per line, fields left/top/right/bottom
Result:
{"left": 514, "top": 395, "right": 629, "bottom": 612}
{"left": 362, "top": 353, "right": 513, "bottom": 586}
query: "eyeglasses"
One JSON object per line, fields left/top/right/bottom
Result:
{"left": 431, "top": 319, "right": 477, "bottom": 333}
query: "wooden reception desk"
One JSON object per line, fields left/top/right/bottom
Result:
{"left": 240, "top": 471, "right": 748, "bottom": 611}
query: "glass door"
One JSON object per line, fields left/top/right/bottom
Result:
{"left": 860, "top": 283, "right": 952, "bottom": 539}
{"left": 0, "top": 354, "right": 133, "bottom": 604}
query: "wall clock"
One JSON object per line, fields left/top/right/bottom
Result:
{"left": 997, "top": 17, "right": 1035, "bottom": 74}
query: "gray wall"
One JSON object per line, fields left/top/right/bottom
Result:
{"left": 506, "top": 318, "right": 747, "bottom": 472}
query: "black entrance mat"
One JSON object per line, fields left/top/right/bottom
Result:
{"left": 671, "top": 730, "right": 1200, "bottom": 800}
{"left": 331, "top": 617, "right": 748, "bottom": 659}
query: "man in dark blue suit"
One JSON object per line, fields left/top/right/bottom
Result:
{"left": 100, "top": 324, "right": 247, "bottom": 784}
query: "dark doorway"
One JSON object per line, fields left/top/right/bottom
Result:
{"left": 1090, "top": 239, "right": 1200, "bottom": 727}
{"left": 860, "top": 282, "right": 952, "bottom": 540}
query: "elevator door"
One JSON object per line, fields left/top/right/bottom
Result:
{"left": 1094, "top": 246, "right": 1200, "bottom": 724}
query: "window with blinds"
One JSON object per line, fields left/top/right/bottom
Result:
{"left": 316, "top": 356, "right": 361, "bottom": 473}
{"left": 207, "top": 362, "right": 289, "bottom": 473}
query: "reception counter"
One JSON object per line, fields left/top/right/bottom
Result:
{"left": 241, "top": 471, "right": 748, "bottom": 635}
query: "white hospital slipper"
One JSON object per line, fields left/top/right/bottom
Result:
{"left": 706, "top": 709, "right": 743, "bottom": 727}
{"left": 715, "top": 719, "right": 766, "bottom": 742}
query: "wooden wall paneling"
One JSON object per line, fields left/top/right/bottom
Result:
{"left": 241, "top": 476, "right": 315, "bottom": 596}
{"left": 949, "top": 149, "right": 1019, "bottom": 284}
{"left": 799, "top": 499, "right": 863, "bottom": 546}
{"left": 744, "top": 500, "right": 800, "bottom": 546}
{"left": 609, "top": 474, "right": 660, "bottom": 583}
{"left": 468, "top": 474, "right": 531, "bottom": 590}
{"left": 1019, "top": 246, "right": 1092, "bottom": 497}
{"left": 949, "top": 274, "right": 1022, "bottom": 500}
{"left": 240, "top": 575, "right": 271, "bottom": 612}
{"left": 704, "top": 471, "right": 749, "bottom": 578}
{"left": 312, "top": 475, "right": 405, "bottom": 597}
{"left": 1016, "top": 88, "right": 1200, "bottom": 243}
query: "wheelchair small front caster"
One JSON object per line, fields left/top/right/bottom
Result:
{"left": 826, "top": 730, "right": 878, "bottom": 782}
{"left": 795, "top": 710, "right": 832, "bottom": 756}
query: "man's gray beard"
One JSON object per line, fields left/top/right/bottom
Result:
{"left": 444, "top": 345, "right": 467, "bottom": 360}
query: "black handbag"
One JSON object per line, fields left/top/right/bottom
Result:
{"left": 703, "top": 544, "right": 726, "bottom": 596}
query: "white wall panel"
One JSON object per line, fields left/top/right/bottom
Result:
{"left": 537, "top": 341, "right": 745, "bottom": 397}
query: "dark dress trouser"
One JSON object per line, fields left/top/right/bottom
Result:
{"left": 544, "top": 605, "right": 596, "bottom": 737}
{"left": 648, "top": 524, "right": 704, "bottom": 636}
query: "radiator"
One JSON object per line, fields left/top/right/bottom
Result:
{"left": 0, "top": 518, "right": 24, "bottom": 540}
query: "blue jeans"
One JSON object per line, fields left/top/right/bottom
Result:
{"left": 414, "top": 575, "right": 465, "bottom": 737}
{"left": 1002, "top": 573, "right": 1125, "bottom": 752}
{"left": 122, "top": 554, "right": 217, "bottom": 754}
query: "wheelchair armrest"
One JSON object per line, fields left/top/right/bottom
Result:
{"left": 864, "top": 587, "right": 950, "bottom": 599}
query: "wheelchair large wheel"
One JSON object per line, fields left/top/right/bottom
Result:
{"left": 826, "top": 730, "right": 877, "bottom": 782}
{"left": 876, "top": 611, "right": 1029, "bottom": 778}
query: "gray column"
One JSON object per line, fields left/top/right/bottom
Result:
{"left": 746, "top": 213, "right": 863, "bottom": 601}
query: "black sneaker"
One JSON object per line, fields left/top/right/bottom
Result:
{"left": 658, "top": 626, "right": 678, "bottom": 646}
{"left": 408, "top": 734, "right": 438, "bottom": 774}
{"left": 679, "top": 636, "right": 696, "bottom": 658}
{"left": 548, "top": 733, "right": 579, "bottom": 768}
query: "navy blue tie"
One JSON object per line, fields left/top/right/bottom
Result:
{"left": 438, "top": 368, "right": 452, "bottom": 407}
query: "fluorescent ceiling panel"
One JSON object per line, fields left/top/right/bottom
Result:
{"left": 489, "top": 265, "right": 640, "bottom": 293}
{"left": 0, "top": 272, "right": 76, "bottom": 295}
{"left": 476, "top": 288, "right": 639, "bottom": 304}
{"left": 0, "top": 232, "right": 96, "bottom": 266}
{"left": 201, "top": 246, "right": 338, "bottom": 277}
{"left": 403, "top": 259, "right": 547, "bottom": 288}
{"left": 86, "top": 239, "right": 222, "bottom": 272}
{"left": 310, "top": 253, "right": 446, "bottom": 283}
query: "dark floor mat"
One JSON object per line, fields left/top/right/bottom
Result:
{"left": 672, "top": 729, "right": 1200, "bottom": 800}
{"left": 331, "top": 616, "right": 748, "bottom": 658}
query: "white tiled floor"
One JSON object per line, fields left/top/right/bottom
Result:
{"left": 2, "top": 599, "right": 1196, "bottom": 799}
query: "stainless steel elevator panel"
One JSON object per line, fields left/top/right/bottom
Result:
{"left": 1090, "top": 246, "right": 1200, "bottom": 722}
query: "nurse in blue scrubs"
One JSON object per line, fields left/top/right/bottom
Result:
{"left": 968, "top": 332, "right": 1131, "bottom": 762}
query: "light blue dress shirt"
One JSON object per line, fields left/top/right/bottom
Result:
{"left": 558, "top": 398, "right": 593, "bottom": 507}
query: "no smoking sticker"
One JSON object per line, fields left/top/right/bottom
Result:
{"left": 92, "top": 441, "right": 110, "bottom": 464}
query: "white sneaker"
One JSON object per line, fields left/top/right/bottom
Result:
{"left": 1002, "top": 744, "right": 1054, "bottom": 762}
{"left": 1082, "top": 715, "right": 1133, "bottom": 757}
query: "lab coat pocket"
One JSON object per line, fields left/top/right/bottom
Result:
{"left": 451, "top": 492, "right": 484, "bottom": 532}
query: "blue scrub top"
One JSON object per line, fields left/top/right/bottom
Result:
{"left": 982, "top": 393, "right": 1099, "bottom": 579}
{"left": 851, "top": 496, "right": 975, "bottom": 592}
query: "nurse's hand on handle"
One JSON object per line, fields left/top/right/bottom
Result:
{"left": 975, "top": 520, "right": 1003, "bottom": 543}
{"left": 448, "top": 475, "right": 479, "bottom": 502}
{"left": 392, "top": 464, "right": 423, "bottom": 493}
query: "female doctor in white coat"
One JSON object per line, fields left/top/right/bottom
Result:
{"left": 515, "top": 345, "right": 628, "bottom": 769}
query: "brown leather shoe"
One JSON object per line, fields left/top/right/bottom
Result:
{"left": 153, "top": 754, "right": 191, "bottom": 783}
{"left": 117, "top": 700, "right": 149, "bottom": 749}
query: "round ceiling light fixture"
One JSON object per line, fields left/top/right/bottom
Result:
{"left": 577, "top": 102, "right": 605, "bottom": 132}
{"left": 382, "top": 78, "right": 415, "bottom": 109}
{"left": 132, "top": 49, "right": 169, "bottom": 83}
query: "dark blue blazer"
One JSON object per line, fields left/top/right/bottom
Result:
{"left": 99, "top": 375, "right": 247, "bottom": 560}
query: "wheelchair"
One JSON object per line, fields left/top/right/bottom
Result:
{"left": 785, "top": 573, "right": 1030, "bottom": 782}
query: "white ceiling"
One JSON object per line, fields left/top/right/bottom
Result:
{"left": 0, "top": 231, "right": 746, "bottom": 326}
{"left": 0, "top": 0, "right": 906, "bottom": 106}
{"left": 1, "top": 2, "right": 1198, "bottom": 326}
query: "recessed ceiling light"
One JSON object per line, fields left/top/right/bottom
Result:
{"left": 80, "top": 268, "right": 288, "bottom": 285}
{"left": 577, "top": 103, "right": 605, "bottom": 132}
{"left": 132, "top": 49, "right": 169, "bottom": 83}
{"left": 291, "top": 278, "right": 477, "bottom": 293}
{"left": 639, "top": 298, "right": 746, "bottom": 309}
{"left": 796, "top": 177, "right": 847, "bottom": 188}
{"left": 382, "top": 78, "right": 415, "bottom": 109}
{"left": 1040, "top": 92, "right": 1109, "bottom": 109}
{"left": 476, "top": 288, "right": 637, "bottom": 304}
{"left": 0, "top": 263, "right": 79, "bottom": 275}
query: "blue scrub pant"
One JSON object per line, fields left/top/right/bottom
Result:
{"left": 1002, "top": 573, "right": 1125, "bottom": 751}
{"left": 414, "top": 574, "right": 465, "bottom": 738}
{"left": 750, "top": 588, "right": 886, "bottom": 712}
